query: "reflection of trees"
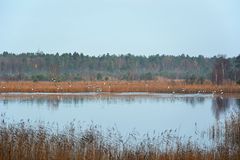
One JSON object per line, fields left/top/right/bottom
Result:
{"left": 212, "top": 97, "right": 230, "bottom": 120}
{"left": 236, "top": 99, "right": 240, "bottom": 109}
{"left": 1, "top": 94, "right": 209, "bottom": 109}
{"left": 3, "top": 99, "right": 8, "bottom": 105}
{"left": 47, "top": 99, "right": 61, "bottom": 108}
{"left": 184, "top": 97, "right": 205, "bottom": 107}
{"left": 155, "top": 96, "right": 206, "bottom": 107}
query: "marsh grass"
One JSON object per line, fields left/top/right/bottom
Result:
{"left": 209, "top": 111, "right": 240, "bottom": 160}
{"left": 0, "top": 81, "right": 240, "bottom": 93}
{"left": 0, "top": 111, "right": 239, "bottom": 160}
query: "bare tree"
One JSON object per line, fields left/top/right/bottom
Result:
{"left": 212, "top": 55, "right": 229, "bottom": 85}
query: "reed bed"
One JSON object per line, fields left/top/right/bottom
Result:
{"left": 0, "top": 112, "right": 239, "bottom": 160}
{"left": 0, "top": 81, "right": 240, "bottom": 93}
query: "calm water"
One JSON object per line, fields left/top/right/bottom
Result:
{"left": 0, "top": 93, "right": 239, "bottom": 137}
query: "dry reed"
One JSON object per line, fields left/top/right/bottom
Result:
{"left": 0, "top": 81, "right": 240, "bottom": 93}
{"left": 0, "top": 111, "right": 239, "bottom": 160}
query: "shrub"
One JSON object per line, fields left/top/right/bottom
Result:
{"left": 96, "top": 73, "right": 103, "bottom": 80}
{"left": 140, "top": 72, "right": 154, "bottom": 80}
{"left": 31, "top": 74, "right": 46, "bottom": 82}
{"left": 237, "top": 80, "right": 240, "bottom": 85}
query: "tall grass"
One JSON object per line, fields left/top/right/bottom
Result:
{"left": 209, "top": 111, "right": 240, "bottom": 160}
{"left": 0, "top": 111, "right": 239, "bottom": 160}
{"left": 0, "top": 81, "right": 240, "bottom": 93}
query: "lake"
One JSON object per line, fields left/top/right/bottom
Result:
{"left": 0, "top": 93, "right": 239, "bottom": 138}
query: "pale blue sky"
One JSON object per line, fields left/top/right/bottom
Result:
{"left": 0, "top": 0, "right": 240, "bottom": 57}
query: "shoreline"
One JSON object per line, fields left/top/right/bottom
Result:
{"left": 0, "top": 81, "right": 240, "bottom": 93}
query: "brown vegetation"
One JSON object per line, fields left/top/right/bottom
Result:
{"left": 0, "top": 81, "right": 240, "bottom": 93}
{"left": 0, "top": 112, "right": 239, "bottom": 160}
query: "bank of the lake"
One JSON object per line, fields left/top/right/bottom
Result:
{"left": 0, "top": 81, "right": 240, "bottom": 93}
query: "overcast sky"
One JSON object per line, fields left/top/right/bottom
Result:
{"left": 0, "top": 0, "right": 240, "bottom": 57}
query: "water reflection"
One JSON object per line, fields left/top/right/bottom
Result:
{"left": 184, "top": 96, "right": 205, "bottom": 107}
{"left": 1, "top": 94, "right": 200, "bottom": 108}
{"left": 0, "top": 93, "right": 209, "bottom": 105}
{"left": 236, "top": 99, "right": 240, "bottom": 109}
{"left": 0, "top": 93, "right": 239, "bottom": 121}
{"left": 212, "top": 96, "right": 231, "bottom": 120}
{"left": 0, "top": 93, "right": 239, "bottom": 137}
{"left": 211, "top": 95, "right": 240, "bottom": 120}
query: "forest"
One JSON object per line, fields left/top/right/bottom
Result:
{"left": 0, "top": 51, "right": 239, "bottom": 84}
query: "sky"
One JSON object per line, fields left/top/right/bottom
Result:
{"left": 0, "top": 0, "right": 240, "bottom": 57}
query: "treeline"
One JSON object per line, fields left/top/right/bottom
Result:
{"left": 0, "top": 51, "right": 239, "bottom": 84}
